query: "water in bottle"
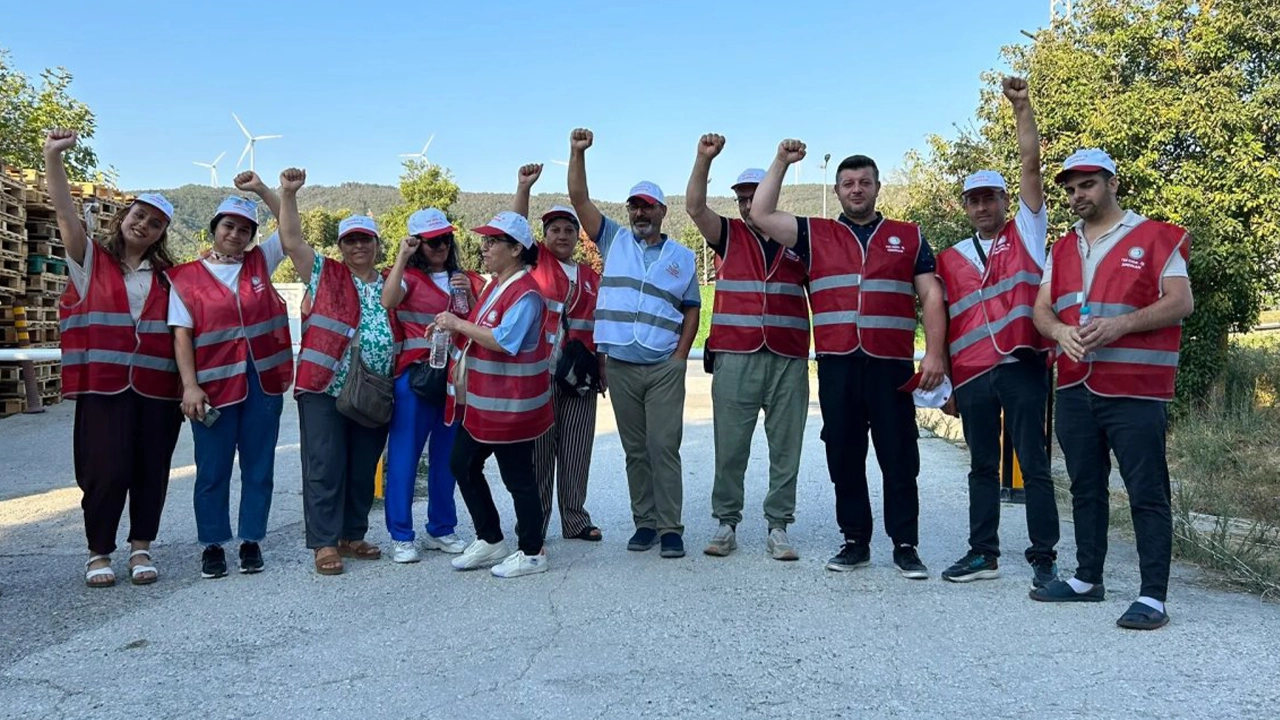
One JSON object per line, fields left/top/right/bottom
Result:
{"left": 1079, "top": 304, "right": 1093, "bottom": 362}
{"left": 451, "top": 284, "right": 470, "bottom": 316}
{"left": 429, "top": 327, "right": 450, "bottom": 368}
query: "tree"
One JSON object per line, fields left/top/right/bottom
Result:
{"left": 0, "top": 48, "right": 100, "bottom": 180}
{"left": 377, "top": 159, "right": 478, "bottom": 271}
{"left": 891, "top": 0, "right": 1280, "bottom": 408}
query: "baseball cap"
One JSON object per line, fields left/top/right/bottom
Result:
{"left": 898, "top": 372, "right": 954, "bottom": 409}
{"left": 214, "top": 196, "right": 258, "bottom": 226}
{"left": 338, "top": 215, "right": 380, "bottom": 240}
{"left": 1055, "top": 148, "right": 1117, "bottom": 182}
{"left": 133, "top": 193, "right": 174, "bottom": 221}
{"left": 626, "top": 181, "right": 666, "bottom": 207}
{"left": 731, "top": 168, "right": 767, "bottom": 189}
{"left": 541, "top": 204, "right": 580, "bottom": 227}
{"left": 407, "top": 208, "right": 453, "bottom": 239}
{"left": 472, "top": 211, "right": 534, "bottom": 249}
{"left": 962, "top": 170, "right": 1008, "bottom": 195}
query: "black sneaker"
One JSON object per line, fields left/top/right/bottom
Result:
{"left": 893, "top": 545, "right": 929, "bottom": 580}
{"left": 201, "top": 545, "right": 227, "bottom": 579}
{"left": 238, "top": 542, "right": 264, "bottom": 574}
{"left": 941, "top": 551, "right": 1000, "bottom": 583}
{"left": 627, "top": 528, "right": 658, "bottom": 552}
{"left": 659, "top": 533, "right": 685, "bottom": 558}
{"left": 825, "top": 542, "right": 871, "bottom": 572}
{"left": 1029, "top": 578, "right": 1105, "bottom": 602}
{"left": 1030, "top": 557, "right": 1059, "bottom": 589}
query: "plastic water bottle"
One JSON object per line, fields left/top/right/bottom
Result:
{"left": 429, "top": 326, "right": 450, "bottom": 368}
{"left": 450, "top": 285, "right": 470, "bottom": 316}
{"left": 1078, "top": 304, "right": 1093, "bottom": 362}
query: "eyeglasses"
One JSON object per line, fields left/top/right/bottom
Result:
{"left": 625, "top": 202, "right": 657, "bottom": 213}
{"left": 422, "top": 235, "right": 452, "bottom": 249}
{"left": 340, "top": 233, "right": 377, "bottom": 246}
{"left": 481, "top": 236, "right": 517, "bottom": 249}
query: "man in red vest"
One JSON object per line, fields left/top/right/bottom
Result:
{"left": 684, "top": 133, "right": 810, "bottom": 561}
{"left": 1032, "top": 148, "right": 1194, "bottom": 630}
{"left": 751, "top": 141, "right": 948, "bottom": 580}
{"left": 935, "top": 77, "right": 1060, "bottom": 589}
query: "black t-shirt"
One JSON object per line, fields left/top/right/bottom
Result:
{"left": 710, "top": 216, "right": 781, "bottom": 268}
{"left": 793, "top": 212, "right": 936, "bottom": 276}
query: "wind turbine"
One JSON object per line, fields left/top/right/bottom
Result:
{"left": 400, "top": 134, "right": 435, "bottom": 163}
{"left": 233, "top": 113, "right": 282, "bottom": 172}
{"left": 193, "top": 151, "right": 226, "bottom": 187}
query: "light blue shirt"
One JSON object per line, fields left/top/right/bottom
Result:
{"left": 479, "top": 288, "right": 543, "bottom": 356}
{"left": 595, "top": 216, "right": 700, "bottom": 364}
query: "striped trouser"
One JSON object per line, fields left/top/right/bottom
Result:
{"left": 533, "top": 383, "right": 598, "bottom": 537}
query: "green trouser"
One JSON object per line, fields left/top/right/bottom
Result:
{"left": 606, "top": 356, "right": 687, "bottom": 535}
{"left": 710, "top": 350, "right": 809, "bottom": 529}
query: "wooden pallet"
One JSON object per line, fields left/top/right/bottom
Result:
{"left": 0, "top": 375, "right": 60, "bottom": 399}
{"left": 0, "top": 252, "right": 24, "bottom": 275}
{"left": 27, "top": 255, "right": 67, "bottom": 276}
{"left": 0, "top": 361, "right": 60, "bottom": 383}
{"left": 23, "top": 291, "right": 60, "bottom": 308}
{"left": 24, "top": 273, "right": 66, "bottom": 295}
{"left": 0, "top": 194, "right": 23, "bottom": 220}
{"left": 0, "top": 267, "right": 23, "bottom": 295}
{"left": 27, "top": 240, "right": 65, "bottom": 258}
{"left": 0, "top": 212, "right": 24, "bottom": 240}
{"left": 0, "top": 397, "right": 25, "bottom": 417}
{"left": 0, "top": 322, "right": 58, "bottom": 345}
{"left": 26, "top": 221, "right": 60, "bottom": 241}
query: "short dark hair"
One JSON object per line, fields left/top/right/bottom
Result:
{"left": 835, "top": 155, "right": 879, "bottom": 182}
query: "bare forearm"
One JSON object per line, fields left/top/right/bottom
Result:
{"left": 674, "top": 306, "right": 699, "bottom": 358}
{"left": 456, "top": 321, "right": 503, "bottom": 353}
{"left": 513, "top": 184, "right": 532, "bottom": 218}
{"left": 750, "top": 158, "right": 798, "bottom": 246}
{"left": 922, "top": 294, "right": 947, "bottom": 356}
{"left": 1033, "top": 301, "right": 1067, "bottom": 340}
{"left": 382, "top": 256, "right": 407, "bottom": 309}
{"left": 42, "top": 152, "right": 88, "bottom": 262}
{"left": 1013, "top": 99, "right": 1044, "bottom": 211}
{"left": 1118, "top": 293, "right": 1194, "bottom": 335}
{"left": 173, "top": 329, "right": 200, "bottom": 389}
{"left": 254, "top": 186, "right": 282, "bottom": 220}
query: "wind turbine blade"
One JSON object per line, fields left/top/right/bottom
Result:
{"left": 237, "top": 141, "right": 252, "bottom": 168}
{"left": 194, "top": 161, "right": 209, "bottom": 168}
{"left": 213, "top": 151, "right": 226, "bottom": 165}
{"left": 399, "top": 153, "right": 418, "bottom": 158}
{"left": 552, "top": 160, "right": 569, "bottom": 166}
{"left": 423, "top": 134, "right": 434, "bottom": 152}
{"left": 255, "top": 134, "right": 283, "bottom": 140}
{"left": 232, "top": 112, "right": 252, "bottom": 138}
{"left": 212, "top": 168, "right": 219, "bottom": 187}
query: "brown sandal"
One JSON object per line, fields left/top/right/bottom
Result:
{"left": 314, "top": 547, "right": 344, "bottom": 575}
{"left": 337, "top": 539, "right": 382, "bottom": 560}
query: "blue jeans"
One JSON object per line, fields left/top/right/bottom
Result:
{"left": 191, "top": 363, "right": 284, "bottom": 546}
{"left": 384, "top": 371, "right": 458, "bottom": 542}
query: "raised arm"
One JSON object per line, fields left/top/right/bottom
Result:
{"left": 41, "top": 130, "right": 90, "bottom": 264}
{"left": 1003, "top": 76, "right": 1044, "bottom": 214}
{"left": 512, "top": 163, "right": 542, "bottom": 218}
{"left": 381, "top": 236, "right": 417, "bottom": 309}
{"left": 749, "top": 140, "right": 806, "bottom": 247}
{"left": 567, "top": 128, "right": 604, "bottom": 241}
{"left": 685, "top": 133, "right": 726, "bottom": 245}
{"left": 273, "top": 168, "right": 314, "bottom": 281}
{"left": 233, "top": 171, "right": 282, "bottom": 220}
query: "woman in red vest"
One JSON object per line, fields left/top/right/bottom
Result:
{"left": 269, "top": 170, "right": 397, "bottom": 575}
{"left": 167, "top": 172, "right": 293, "bottom": 580}
{"left": 512, "top": 163, "right": 606, "bottom": 543}
{"left": 380, "top": 208, "right": 483, "bottom": 564}
{"left": 45, "top": 130, "right": 183, "bottom": 588}
{"left": 438, "top": 212, "right": 553, "bottom": 579}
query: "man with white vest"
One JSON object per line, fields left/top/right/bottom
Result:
{"left": 935, "top": 77, "right": 1060, "bottom": 589}
{"left": 684, "top": 132, "right": 809, "bottom": 561}
{"left": 567, "top": 127, "right": 701, "bottom": 559}
{"left": 1032, "top": 148, "right": 1193, "bottom": 630}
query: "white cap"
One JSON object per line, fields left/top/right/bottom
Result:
{"left": 1055, "top": 148, "right": 1117, "bottom": 182}
{"left": 962, "top": 170, "right": 1008, "bottom": 195}
{"left": 215, "top": 196, "right": 258, "bottom": 226}
{"left": 898, "top": 372, "right": 954, "bottom": 409}
{"left": 407, "top": 208, "right": 453, "bottom": 239}
{"left": 731, "top": 168, "right": 766, "bottom": 189}
{"left": 472, "top": 211, "right": 534, "bottom": 248}
{"left": 626, "top": 181, "right": 665, "bottom": 207}
{"left": 541, "top": 204, "right": 580, "bottom": 226}
{"left": 134, "top": 193, "right": 174, "bottom": 221}
{"left": 338, "top": 215, "right": 380, "bottom": 240}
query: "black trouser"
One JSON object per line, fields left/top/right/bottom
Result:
{"left": 451, "top": 424, "right": 544, "bottom": 555}
{"left": 816, "top": 354, "right": 920, "bottom": 547}
{"left": 954, "top": 360, "right": 1059, "bottom": 563}
{"left": 73, "top": 390, "right": 184, "bottom": 555}
{"left": 297, "top": 392, "right": 389, "bottom": 549}
{"left": 1054, "top": 386, "right": 1172, "bottom": 601}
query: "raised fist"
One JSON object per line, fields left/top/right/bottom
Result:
{"left": 279, "top": 167, "right": 306, "bottom": 192}
{"left": 518, "top": 163, "right": 543, "bottom": 187}
{"left": 570, "top": 128, "right": 594, "bottom": 152}
{"left": 43, "top": 129, "right": 77, "bottom": 156}
{"left": 697, "top": 133, "right": 726, "bottom": 159}
{"left": 1002, "top": 76, "right": 1029, "bottom": 102}
{"left": 776, "top": 139, "right": 807, "bottom": 165}
{"left": 398, "top": 236, "right": 420, "bottom": 260}
{"left": 233, "top": 171, "right": 265, "bottom": 192}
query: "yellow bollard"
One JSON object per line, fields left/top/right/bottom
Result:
{"left": 374, "top": 454, "right": 385, "bottom": 500}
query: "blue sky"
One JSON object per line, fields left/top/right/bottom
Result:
{"left": 5, "top": 0, "right": 1048, "bottom": 197}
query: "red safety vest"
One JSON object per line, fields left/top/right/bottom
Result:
{"left": 563, "top": 262, "right": 600, "bottom": 353}
{"left": 530, "top": 243, "right": 600, "bottom": 354}
{"left": 808, "top": 216, "right": 920, "bottom": 358}
{"left": 1049, "top": 218, "right": 1189, "bottom": 401}
{"left": 936, "top": 222, "right": 1049, "bottom": 387}
{"left": 445, "top": 271, "right": 552, "bottom": 444}
{"left": 296, "top": 259, "right": 363, "bottom": 395}
{"left": 708, "top": 218, "right": 809, "bottom": 358}
{"left": 391, "top": 268, "right": 484, "bottom": 376}
{"left": 58, "top": 242, "right": 181, "bottom": 400}
{"left": 167, "top": 248, "right": 293, "bottom": 407}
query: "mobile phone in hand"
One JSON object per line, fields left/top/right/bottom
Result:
{"left": 199, "top": 405, "right": 221, "bottom": 427}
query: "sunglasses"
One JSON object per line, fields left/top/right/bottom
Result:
{"left": 340, "top": 233, "right": 377, "bottom": 246}
{"left": 420, "top": 234, "right": 453, "bottom": 249}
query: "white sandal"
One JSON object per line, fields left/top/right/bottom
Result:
{"left": 129, "top": 549, "right": 158, "bottom": 585}
{"left": 85, "top": 554, "right": 115, "bottom": 588}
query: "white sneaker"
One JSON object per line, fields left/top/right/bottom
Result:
{"left": 390, "top": 540, "right": 420, "bottom": 564}
{"left": 767, "top": 528, "right": 799, "bottom": 561}
{"left": 450, "top": 539, "right": 509, "bottom": 570}
{"left": 421, "top": 533, "right": 468, "bottom": 554}
{"left": 490, "top": 550, "right": 548, "bottom": 578}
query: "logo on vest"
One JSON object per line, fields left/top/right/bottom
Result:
{"left": 251, "top": 276, "right": 264, "bottom": 293}
{"left": 886, "top": 236, "right": 905, "bottom": 254}
{"left": 666, "top": 262, "right": 682, "bottom": 278}
{"left": 784, "top": 248, "right": 801, "bottom": 261}
{"left": 487, "top": 310, "right": 498, "bottom": 324}
{"left": 1121, "top": 245, "right": 1147, "bottom": 271}
{"left": 991, "top": 237, "right": 1011, "bottom": 255}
